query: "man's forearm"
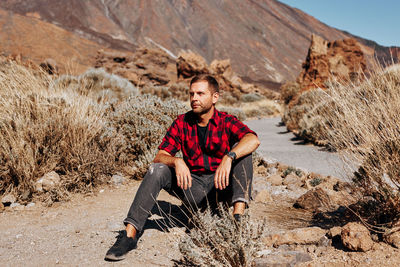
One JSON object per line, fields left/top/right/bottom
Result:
{"left": 153, "top": 150, "right": 180, "bottom": 168}
{"left": 230, "top": 133, "right": 260, "bottom": 159}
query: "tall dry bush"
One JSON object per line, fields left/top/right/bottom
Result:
{"left": 306, "top": 64, "right": 400, "bottom": 230}
{"left": 0, "top": 61, "right": 120, "bottom": 202}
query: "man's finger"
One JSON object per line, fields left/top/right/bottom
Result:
{"left": 183, "top": 175, "right": 187, "bottom": 190}
{"left": 188, "top": 174, "right": 192, "bottom": 188}
{"left": 221, "top": 172, "right": 226, "bottom": 189}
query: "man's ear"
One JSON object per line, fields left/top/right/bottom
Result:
{"left": 212, "top": 92, "right": 219, "bottom": 104}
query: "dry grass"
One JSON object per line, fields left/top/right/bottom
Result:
{"left": 305, "top": 63, "right": 400, "bottom": 230}
{"left": 0, "top": 61, "right": 186, "bottom": 203}
{"left": 0, "top": 61, "right": 119, "bottom": 203}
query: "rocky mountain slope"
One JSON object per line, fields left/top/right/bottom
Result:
{"left": 0, "top": 0, "right": 398, "bottom": 88}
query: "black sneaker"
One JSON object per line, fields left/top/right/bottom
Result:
{"left": 104, "top": 231, "right": 139, "bottom": 261}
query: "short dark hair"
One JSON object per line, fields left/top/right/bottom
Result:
{"left": 189, "top": 74, "right": 219, "bottom": 93}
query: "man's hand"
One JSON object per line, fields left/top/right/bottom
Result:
{"left": 174, "top": 158, "right": 192, "bottom": 190}
{"left": 214, "top": 156, "right": 233, "bottom": 190}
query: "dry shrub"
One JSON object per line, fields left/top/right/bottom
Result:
{"left": 141, "top": 82, "right": 189, "bottom": 101}
{"left": 281, "top": 89, "right": 329, "bottom": 143}
{"left": 0, "top": 61, "right": 187, "bottom": 203}
{"left": 179, "top": 204, "right": 265, "bottom": 267}
{"left": 307, "top": 63, "right": 400, "bottom": 230}
{"left": 53, "top": 68, "right": 138, "bottom": 102}
{"left": 280, "top": 81, "right": 300, "bottom": 105}
{"left": 0, "top": 61, "right": 120, "bottom": 202}
{"left": 108, "top": 94, "right": 187, "bottom": 177}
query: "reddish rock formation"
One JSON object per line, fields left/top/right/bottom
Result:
{"left": 297, "top": 34, "right": 367, "bottom": 92}
{"left": 94, "top": 48, "right": 177, "bottom": 87}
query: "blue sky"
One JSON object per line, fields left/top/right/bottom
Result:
{"left": 278, "top": 0, "right": 400, "bottom": 47}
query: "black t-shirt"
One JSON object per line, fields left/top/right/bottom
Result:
{"left": 197, "top": 124, "right": 208, "bottom": 152}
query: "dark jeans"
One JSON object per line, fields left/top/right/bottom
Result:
{"left": 123, "top": 154, "right": 253, "bottom": 232}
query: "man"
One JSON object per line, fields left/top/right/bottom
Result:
{"left": 105, "top": 74, "right": 260, "bottom": 261}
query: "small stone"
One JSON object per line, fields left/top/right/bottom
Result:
{"left": 283, "top": 173, "right": 302, "bottom": 186}
{"left": 99, "top": 189, "right": 105, "bottom": 193}
{"left": 317, "top": 235, "right": 331, "bottom": 247}
{"left": 10, "top": 202, "right": 21, "bottom": 208}
{"left": 252, "top": 251, "right": 312, "bottom": 267}
{"left": 35, "top": 171, "right": 60, "bottom": 192}
{"left": 0, "top": 202, "right": 4, "bottom": 212}
{"left": 111, "top": 173, "right": 126, "bottom": 185}
{"left": 263, "top": 227, "right": 327, "bottom": 247}
{"left": 16, "top": 234, "right": 23, "bottom": 239}
{"left": 2, "top": 194, "right": 16, "bottom": 205}
{"left": 341, "top": 222, "right": 374, "bottom": 252}
{"left": 293, "top": 188, "right": 333, "bottom": 212}
{"left": 267, "top": 167, "right": 277, "bottom": 175}
{"left": 26, "top": 203, "right": 35, "bottom": 208}
{"left": 268, "top": 174, "right": 283, "bottom": 186}
{"left": 328, "top": 226, "right": 342, "bottom": 238}
{"left": 255, "top": 190, "right": 273, "bottom": 203}
{"left": 384, "top": 231, "right": 400, "bottom": 248}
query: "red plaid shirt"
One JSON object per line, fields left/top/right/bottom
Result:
{"left": 158, "top": 109, "right": 257, "bottom": 173}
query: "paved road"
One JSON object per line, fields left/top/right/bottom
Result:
{"left": 246, "top": 117, "right": 349, "bottom": 179}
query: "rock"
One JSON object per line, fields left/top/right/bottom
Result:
{"left": 35, "top": 171, "right": 61, "bottom": 192}
{"left": 0, "top": 202, "right": 4, "bottom": 212}
{"left": 341, "top": 222, "right": 374, "bottom": 252}
{"left": 263, "top": 227, "right": 327, "bottom": 247}
{"left": 328, "top": 226, "right": 342, "bottom": 238}
{"left": 11, "top": 203, "right": 25, "bottom": 211}
{"left": 252, "top": 251, "right": 312, "bottom": 267}
{"left": 176, "top": 51, "right": 209, "bottom": 79}
{"left": 268, "top": 174, "right": 283, "bottom": 186}
{"left": 384, "top": 231, "right": 400, "bottom": 248}
{"left": 267, "top": 167, "right": 277, "bottom": 175}
{"left": 2, "top": 194, "right": 16, "bottom": 205}
{"left": 297, "top": 34, "right": 366, "bottom": 92}
{"left": 283, "top": 173, "right": 302, "bottom": 186}
{"left": 95, "top": 47, "right": 176, "bottom": 87}
{"left": 293, "top": 188, "right": 333, "bottom": 212}
{"left": 255, "top": 190, "right": 273, "bottom": 203}
{"left": 26, "top": 203, "right": 35, "bottom": 208}
{"left": 111, "top": 173, "right": 126, "bottom": 185}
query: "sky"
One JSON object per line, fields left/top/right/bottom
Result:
{"left": 278, "top": 0, "right": 400, "bottom": 47}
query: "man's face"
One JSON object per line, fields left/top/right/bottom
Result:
{"left": 190, "top": 81, "right": 219, "bottom": 115}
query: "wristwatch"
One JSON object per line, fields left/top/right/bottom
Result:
{"left": 226, "top": 151, "right": 237, "bottom": 161}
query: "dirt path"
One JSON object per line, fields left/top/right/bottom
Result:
{"left": 246, "top": 117, "right": 348, "bottom": 179}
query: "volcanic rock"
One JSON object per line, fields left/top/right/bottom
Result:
{"left": 297, "top": 34, "right": 367, "bottom": 92}
{"left": 384, "top": 231, "right": 400, "bottom": 249}
{"left": 176, "top": 51, "right": 209, "bottom": 79}
{"left": 255, "top": 190, "right": 273, "bottom": 203}
{"left": 94, "top": 48, "right": 177, "bottom": 87}
{"left": 267, "top": 174, "right": 283, "bottom": 186}
{"left": 1, "top": 194, "right": 16, "bottom": 205}
{"left": 341, "top": 222, "right": 374, "bottom": 252}
{"left": 35, "top": 171, "right": 61, "bottom": 192}
{"left": 263, "top": 227, "right": 327, "bottom": 247}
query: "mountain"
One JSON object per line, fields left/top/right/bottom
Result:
{"left": 0, "top": 0, "right": 398, "bottom": 88}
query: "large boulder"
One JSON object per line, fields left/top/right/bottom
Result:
{"left": 341, "top": 222, "right": 374, "bottom": 252}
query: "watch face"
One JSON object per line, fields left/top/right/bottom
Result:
{"left": 228, "top": 151, "right": 236, "bottom": 160}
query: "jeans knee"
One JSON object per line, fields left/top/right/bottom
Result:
{"left": 144, "top": 163, "right": 171, "bottom": 186}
